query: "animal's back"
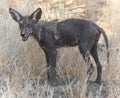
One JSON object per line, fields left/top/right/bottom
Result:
{"left": 56, "top": 18, "right": 98, "bottom": 47}
{"left": 57, "top": 18, "right": 98, "bottom": 33}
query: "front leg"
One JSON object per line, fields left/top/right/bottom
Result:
{"left": 40, "top": 31, "right": 58, "bottom": 84}
{"left": 44, "top": 49, "right": 57, "bottom": 83}
{"left": 48, "top": 50, "right": 57, "bottom": 82}
{"left": 44, "top": 51, "right": 50, "bottom": 80}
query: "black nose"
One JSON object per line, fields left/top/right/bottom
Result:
{"left": 21, "top": 33, "right": 25, "bottom": 37}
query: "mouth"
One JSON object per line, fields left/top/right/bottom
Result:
{"left": 22, "top": 36, "right": 28, "bottom": 41}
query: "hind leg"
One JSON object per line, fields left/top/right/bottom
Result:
{"left": 91, "top": 45, "right": 102, "bottom": 83}
{"left": 78, "top": 44, "right": 95, "bottom": 82}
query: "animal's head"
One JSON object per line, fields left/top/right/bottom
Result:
{"left": 9, "top": 8, "right": 42, "bottom": 41}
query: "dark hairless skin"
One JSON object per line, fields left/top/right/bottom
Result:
{"left": 9, "top": 7, "right": 109, "bottom": 84}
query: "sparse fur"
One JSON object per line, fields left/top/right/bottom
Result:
{"left": 9, "top": 8, "right": 109, "bottom": 84}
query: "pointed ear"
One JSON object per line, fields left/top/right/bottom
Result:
{"left": 9, "top": 8, "right": 22, "bottom": 22}
{"left": 30, "top": 8, "right": 42, "bottom": 22}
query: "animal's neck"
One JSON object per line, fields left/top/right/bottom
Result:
{"left": 32, "top": 23, "right": 42, "bottom": 42}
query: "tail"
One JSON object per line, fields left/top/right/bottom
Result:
{"left": 98, "top": 27, "right": 109, "bottom": 65}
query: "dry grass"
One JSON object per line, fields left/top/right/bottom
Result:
{"left": 0, "top": 0, "right": 120, "bottom": 98}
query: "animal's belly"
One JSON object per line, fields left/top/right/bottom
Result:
{"left": 55, "top": 38, "right": 78, "bottom": 48}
